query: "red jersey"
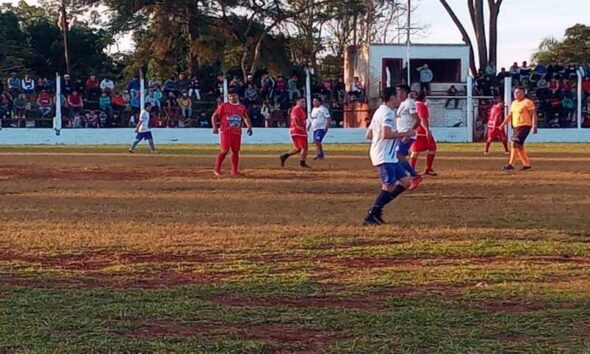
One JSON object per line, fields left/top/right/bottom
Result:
{"left": 290, "top": 106, "right": 307, "bottom": 136}
{"left": 215, "top": 102, "right": 247, "bottom": 135}
{"left": 487, "top": 104, "right": 503, "bottom": 129}
{"left": 416, "top": 101, "right": 430, "bottom": 135}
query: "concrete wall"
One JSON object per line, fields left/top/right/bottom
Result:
{"left": 1, "top": 127, "right": 588, "bottom": 145}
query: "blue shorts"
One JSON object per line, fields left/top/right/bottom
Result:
{"left": 378, "top": 163, "right": 408, "bottom": 186}
{"left": 135, "top": 131, "right": 153, "bottom": 141}
{"left": 396, "top": 138, "right": 415, "bottom": 156}
{"left": 313, "top": 129, "right": 327, "bottom": 143}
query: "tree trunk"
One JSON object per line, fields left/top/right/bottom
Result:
{"left": 60, "top": 1, "right": 71, "bottom": 74}
{"left": 439, "top": 0, "right": 477, "bottom": 75}
{"left": 487, "top": 0, "right": 503, "bottom": 65}
{"left": 467, "top": 0, "right": 487, "bottom": 71}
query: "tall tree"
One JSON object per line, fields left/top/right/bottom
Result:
{"left": 532, "top": 24, "right": 590, "bottom": 64}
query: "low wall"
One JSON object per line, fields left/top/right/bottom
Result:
{"left": 0, "top": 127, "right": 587, "bottom": 145}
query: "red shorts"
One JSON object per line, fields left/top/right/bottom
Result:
{"left": 412, "top": 134, "right": 437, "bottom": 153}
{"left": 292, "top": 135, "right": 308, "bottom": 150}
{"left": 220, "top": 133, "right": 242, "bottom": 152}
{"left": 487, "top": 128, "right": 507, "bottom": 141}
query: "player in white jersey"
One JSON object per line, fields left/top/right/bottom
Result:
{"left": 308, "top": 97, "right": 331, "bottom": 160}
{"left": 129, "top": 102, "right": 156, "bottom": 153}
{"left": 363, "top": 88, "right": 416, "bottom": 226}
{"left": 395, "top": 85, "right": 422, "bottom": 190}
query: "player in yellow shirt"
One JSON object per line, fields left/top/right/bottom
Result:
{"left": 499, "top": 87, "right": 538, "bottom": 172}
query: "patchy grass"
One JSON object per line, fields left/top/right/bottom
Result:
{"left": 0, "top": 144, "right": 589, "bottom": 353}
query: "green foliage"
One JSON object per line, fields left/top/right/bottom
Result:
{"left": 533, "top": 24, "right": 590, "bottom": 64}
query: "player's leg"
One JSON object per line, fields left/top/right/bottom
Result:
{"left": 425, "top": 137, "right": 437, "bottom": 175}
{"left": 313, "top": 129, "right": 326, "bottom": 160}
{"left": 280, "top": 137, "right": 303, "bottom": 167}
{"left": 230, "top": 134, "right": 242, "bottom": 175}
{"left": 364, "top": 163, "right": 411, "bottom": 225}
{"left": 146, "top": 132, "right": 156, "bottom": 152}
{"left": 299, "top": 138, "right": 311, "bottom": 168}
{"left": 409, "top": 151, "right": 419, "bottom": 170}
{"left": 215, "top": 134, "right": 231, "bottom": 175}
{"left": 129, "top": 133, "right": 143, "bottom": 152}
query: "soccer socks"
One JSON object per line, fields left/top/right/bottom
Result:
{"left": 231, "top": 152, "right": 240, "bottom": 173}
{"left": 501, "top": 140, "right": 509, "bottom": 153}
{"left": 409, "top": 156, "right": 418, "bottom": 169}
{"left": 371, "top": 185, "right": 406, "bottom": 213}
{"left": 148, "top": 139, "right": 156, "bottom": 152}
{"left": 215, "top": 152, "right": 228, "bottom": 172}
{"left": 484, "top": 142, "right": 491, "bottom": 153}
{"left": 520, "top": 148, "right": 531, "bottom": 167}
{"left": 426, "top": 153, "right": 435, "bottom": 171}
{"left": 401, "top": 160, "right": 418, "bottom": 177}
{"left": 130, "top": 140, "right": 141, "bottom": 151}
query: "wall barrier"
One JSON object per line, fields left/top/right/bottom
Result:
{"left": 0, "top": 127, "right": 587, "bottom": 145}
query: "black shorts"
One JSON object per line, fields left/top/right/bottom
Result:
{"left": 512, "top": 126, "right": 531, "bottom": 145}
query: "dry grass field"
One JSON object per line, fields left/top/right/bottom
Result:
{"left": 0, "top": 143, "right": 589, "bottom": 353}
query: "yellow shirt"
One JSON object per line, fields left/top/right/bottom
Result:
{"left": 510, "top": 98, "right": 535, "bottom": 127}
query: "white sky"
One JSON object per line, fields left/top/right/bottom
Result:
{"left": 3, "top": 0, "right": 589, "bottom": 69}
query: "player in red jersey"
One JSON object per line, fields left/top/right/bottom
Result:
{"left": 484, "top": 97, "right": 510, "bottom": 155}
{"left": 280, "top": 97, "right": 311, "bottom": 168}
{"left": 211, "top": 91, "right": 253, "bottom": 176}
{"left": 410, "top": 91, "right": 437, "bottom": 176}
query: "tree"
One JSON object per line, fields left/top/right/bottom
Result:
{"left": 532, "top": 24, "right": 590, "bottom": 64}
{"left": 439, "top": 0, "right": 504, "bottom": 74}
{"left": 0, "top": 9, "right": 31, "bottom": 71}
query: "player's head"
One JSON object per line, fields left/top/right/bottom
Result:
{"left": 228, "top": 89, "right": 239, "bottom": 103}
{"left": 381, "top": 87, "right": 398, "bottom": 108}
{"left": 410, "top": 90, "right": 419, "bottom": 100}
{"left": 144, "top": 102, "right": 153, "bottom": 111}
{"left": 513, "top": 86, "right": 526, "bottom": 101}
{"left": 416, "top": 91, "right": 427, "bottom": 102}
{"left": 395, "top": 84, "right": 411, "bottom": 101}
{"left": 313, "top": 97, "right": 322, "bottom": 107}
{"left": 295, "top": 97, "right": 306, "bottom": 108}
{"left": 494, "top": 96, "right": 504, "bottom": 104}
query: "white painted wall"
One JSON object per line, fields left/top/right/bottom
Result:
{"left": 1, "top": 128, "right": 587, "bottom": 145}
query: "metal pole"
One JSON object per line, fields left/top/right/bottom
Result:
{"left": 504, "top": 77, "right": 513, "bottom": 138}
{"left": 406, "top": 0, "right": 411, "bottom": 85}
{"left": 466, "top": 75, "right": 473, "bottom": 142}
{"left": 223, "top": 74, "right": 229, "bottom": 103}
{"left": 54, "top": 72, "right": 62, "bottom": 137}
{"left": 139, "top": 69, "right": 145, "bottom": 111}
{"left": 306, "top": 68, "right": 312, "bottom": 118}
{"left": 577, "top": 69, "right": 583, "bottom": 129}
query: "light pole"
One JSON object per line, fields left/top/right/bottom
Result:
{"left": 406, "top": 0, "right": 411, "bottom": 85}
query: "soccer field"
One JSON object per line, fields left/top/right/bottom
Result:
{"left": 1, "top": 143, "right": 589, "bottom": 353}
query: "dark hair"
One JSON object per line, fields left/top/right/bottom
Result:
{"left": 416, "top": 91, "right": 427, "bottom": 102}
{"left": 513, "top": 86, "right": 526, "bottom": 92}
{"left": 395, "top": 84, "right": 411, "bottom": 95}
{"left": 381, "top": 87, "right": 396, "bottom": 102}
{"left": 313, "top": 96, "right": 323, "bottom": 103}
{"left": 227, "top": 89, "right": 238, "bottom": 95}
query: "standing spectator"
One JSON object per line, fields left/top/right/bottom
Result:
{"left": 496, "top": 67, "right": 509, "bottom": 82}
{"left": 188, "top": 76, "right": 201, "bottom": 101}
{"left": 62, "top": 74, "right": 73, "bottom": 95}
{"left": 582, "top": 76, "right": 590, "bottom": 100}
{"left": 163, "top": 92, "right": 179, "bottom": 122}
{"left": 67, "top": 91, "right": 84, "bottom": 116}
{"left": 276, "top": 75, "right": 287, "bottom": 94}
{"left": 244, "top": 83, "right": 259, "bottom": 106}
{"left": 100, "top": 76, "right": 115, "bottom": 94}
{"left": 86, "top": 110, "right": 99, "bottom": 128}
{"left": 509, "top": 62, "right": 520, "bottom": 82}
{"left": 73, "top": 112, "right": 85, "bottom": 128}
{"left": 128, "top": 76, "right": 141, "bottom": 96}
{"left": 485, "top": 62, "right": 497, "bottom": 77}
{"left": 417, "top": 64, "right": 434, "bottom": 93}
{"left": 445, "top": 85, "right": 459, "bottom": 109}
{"left": 21, "top": 75, "right": 35, "bottom": 95}
{"left": 99, "top": 92, "right": 112, "bottom": 117}
{"left": 348, "top": 77, "right": 365, "bottom": 101}
{"left": 86, "top": 75, "right": 101, "bottom": 99}
{"left": 177, "top": 92, "right": 192, "bottom": 119}
{"left": 148, "top": 77, "right": 161, "bottom": 89}
{"left": 261, "top": 73, "right": 275, "bottom": 101}
{"left": 261, "top": 100, "right": 271, "bottom": 128}
{"left": 7, "top": 73, "right": 21, "bottom": 96}
{"left": 177, "top": 74, "right": 189, "bottom": 94}
{"left": 335, "top": 76, "right": 346, "bottom": 102}
{"left": 152, "top": 86, "right": 164, "bottom": 108}
{"left": 130, "top": 89, "right": 141, "bottom": 112}
{"left": 287, "top": 75, "right": 300, "bottom": 100}
{"left": 111, "top": 92, "right": 126, "bottom": 113}
{"left": 122, "top": 90, "right": 131, "bottom": 111}
{"left": 519, "top": 61, "right": 531, "bottom": 83}
{"left": 37, "top": 90, "right": 53, "bottom": 117}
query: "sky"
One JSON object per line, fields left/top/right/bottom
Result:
{"left": 3, "top": 0, "right": 589, "bottom": 69}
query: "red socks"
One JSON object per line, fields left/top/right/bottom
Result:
{"left": 409, "top": 156, "right": 418, "bottom": 169}
{"left": 231, "top": 152, "right": 240, "bottom": 173}
{"left": 426, "top": 153, "right": 435, "bottom": 171}
{"left": 215, "top": 152, "right": 227, "bottom": 173}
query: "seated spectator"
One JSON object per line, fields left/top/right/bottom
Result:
{"left": 145, "top": 89, "right": 159, "bottom": 111}
{"left": 0, "top": 92, "right": 13, "bottom": 119}
{"left": 73, "top": 112, "right": 85, "bottom": 128}
{"left": 149, "top": 77, "right": 162, "bottom": 89}
{"left": 565, "top": 64, "right": 578, "bottom": 80}
{"left": 348, "top": 76, "right": 365, "bottom": 101}
{"left": 13, "top": 93, "right": 28, "bottom": 119}
{"left": 244, "top": 83, "right": 259, "bottom": 105}
{"left": 445, "top": 85, "right": 459, "bottom": 109}
{"left": 582, "top": 76, "right": 590, "bottom": 99}
{"left": 535, "top": 61, "right": 547, "bottom": 76}
{"left": 335, "top": 76, "right": 346, "bottom": 102}
{"left": 130, "top": 90, "right": 141, "bottom": 112}
{"left": 549, "top": 78, "right": 560, "bottom": 94}
{"left": 560, "top": 78, "right": 570, "bottom": 91}
{"left": 99, "top": 92, "right": 112, "bottom": 117}
{"left": 67, "top": 91, "right": 84, "bottom": 116}
{"left": 100, "top": 77, "right": 114, "bottom": 94}
{"left": 178, "top": 92, "right": 193, "bottom": 119}
{"left": 153, "top": 87, "right": 164, "bottom": 107}
{"left": 21, "top": 75, "right": 35, "bottom": 95}
{"left": 98, "top": 110, "right": 108, "bottom": 127}
{"left": 128, "top": 114, "right": 135, "bottom": 128}
{"left": 261, "top": 100, "right": 271, "bottom": 128}
{"left": 86, "top": 110, "right": 99, "bottom": 128}
{"left": 164, "top": 77, "right": 177, "bottom": 96}
{"left": 509, "top": 62, "right": 520, "bottom": 82}
{"left": 37, "top": 90, "right": 53, "bottom": 117}
{"left": 7, "top": 72, "right": 21, "bottom": 95}
{"left": 35, "top": 78, "right": 44, "bottom": 95}
{"left": 520, "top": 61, "right": 531, "bottom": 82}
{"left": 287, "top": 75, "right": 301, "bottom": 101}
{"left": 177, "top": 74, "right": 189, "bottom": 94}
{"left": 485, "top": 61, "right": 497, "bottom": 78}
{"left": 163, "top": 92, "right": 179, "bottom": 121}
{"left": 111, "top": 92, "right": 126, "bottom": 111}
{"left": 122, "top": 90, "right": 131, "bottom": 110}
{"left": 86, "top": 75, "right": 101, "bottom": 99}
{"left": 188, "top": 76, "right": 201, "bottom": 101}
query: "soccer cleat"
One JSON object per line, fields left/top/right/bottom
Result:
{"left": 503, "top": 164, "right": 515, "bottom": 172}
{"left": 300, "top": 162, "right": 312, "bottom": 169}
{"left": 424, "top": 170, "right": 438, "bottom": 177}
{"left": 520, "top": 166, "right": 532, "bottom": 172}
{"left": 483, "top": 151, "right": 490, "bottom": 156}
{"left": 504, "top": 151, "right": 510, "bottom": 155}
{"left": 279, "top": 154, "right": 288, "bottom": 167}
{"left": 213, "top": 170, "right": 222, "bottom": 177}
{"left": 231, "top": 171, "right": 245, "bottom": 177}
{"left": 362, "top": 214, "right": 382, "bottom": 226}
{"left": 128, "top": 149, "right": 134, "bottom": 153}
{"left": 373, "top": 209, "right": 386, "bottom": 224}
{"left": 408, "top": 175, "right": 423, "bottom": 191}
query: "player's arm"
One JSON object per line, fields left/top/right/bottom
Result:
{"left": 365, "top": 127, "right": 373, "bottom": 140}
{"left": 531, "top": 108, "right": 538, "bottom": 134}
{"left": 210, "top": 110, "right": 219, "bottom": 134}
{"left": 499, "top": 112, "right": 511, "bottom": 130}
{"left": 242, "top": 109, "right": 253, "bottom": 136}
{"left": 382, "top": 126, "right": 415, "bottom": 140}
{"left": 325, "top": 110, "right": 331, "bottom": 131}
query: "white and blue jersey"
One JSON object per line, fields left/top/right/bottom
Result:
{"left": 369, "top": 104, "right": 407, "bottom": 185}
